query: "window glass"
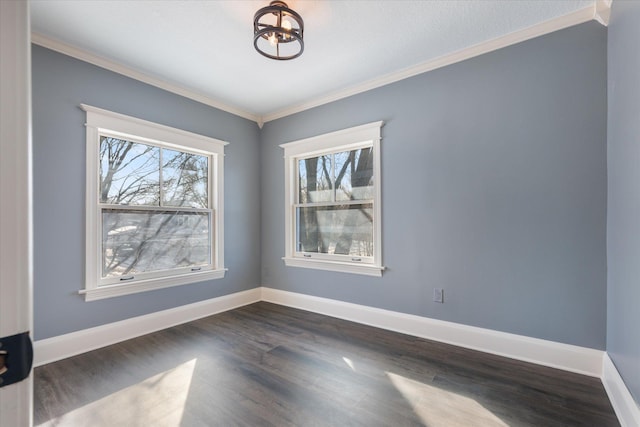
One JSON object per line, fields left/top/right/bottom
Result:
{"left": 99, "top": 139, "right": 213, "bottom": 282}
{"left": 100, "top": 136, "right": 160, "bottom": 206}
{"left": 162, "top": 149, "right": 208, "bottom": 208}
{"left": 298, "top": 155, "right": 332, "bottom": 203}
{"left": 102, "top": 210, "right": 210, "bottom": 278}
{"left": 295, "top": 147, "right": 375, "bottom": 258}
{"left": 335, "top": 148, "right": 374, "bottom": 201}
{"left": 296, "top": 204, "right": 373, "bottom": 256}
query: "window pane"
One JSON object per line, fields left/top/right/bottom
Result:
{"left": 296, "top": 204, "right": 373, "bottom": 256}
{"left": 102, "top": 209, "right": 211, "bottom": 279}
{"left": 163, "top": 149, "right": 209, "bottom": 208}
{"left": 298, "top": 155, "right": 332, "bottom": 203}
{"left": 335, "top": 147, "right": 374, "bottom": 201}
{"left": 100, "top": 137, "right": 160, "bottom": 205}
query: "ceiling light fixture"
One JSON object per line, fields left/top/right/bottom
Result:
{"left": 254, "top": 1, "right": 304, "bottom": 61}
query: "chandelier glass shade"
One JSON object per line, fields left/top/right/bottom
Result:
{"left": 254, "top": 1, "right": 304, "bottom": 60}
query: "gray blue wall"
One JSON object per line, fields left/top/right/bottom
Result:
{"left": 607, "top": 0, "right": 640, "bottom": 404}
{"left": 32, "top": 45, "right": 262, "bottom": 340}
{"left": 33, "top": 21, "right": 610, "bottom": 352}
{"left": 260, "top": 22, "right": 608, "bottom": 349}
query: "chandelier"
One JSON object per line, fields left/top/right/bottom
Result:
{"left": 253, "top": 1, "right": 304, "bottom": 60}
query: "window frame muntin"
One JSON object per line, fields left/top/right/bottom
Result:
{"left": 82, "top": 104, "right": 227, "bottom": 301}
{"left": 97, "top": 133, "right": 215, "bottom": 285}
{"left": 281, "top": 121, "right": 384, "bottom": 276}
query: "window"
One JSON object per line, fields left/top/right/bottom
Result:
{"left": 81, "top": 104, "right": 227, "bottom": 301}
{"left": 281, "top": 121, "right": 384, "bottom": 276}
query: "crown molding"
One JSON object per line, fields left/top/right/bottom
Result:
{"left": 594, "top": 0, "right": 612, "bottom": 26}
{"left": 32, "top": 2, "right": 605, "bottom": 127}
{"left": 31, "top": 32, "right": 260, "bottom": 124}
{"left": 261, "top": 5, "right": 600, "bottom": 124}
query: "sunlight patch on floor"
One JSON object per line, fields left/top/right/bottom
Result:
{"left": 38, "top": 359, "right": 197, "bottom": 427}
{"left": 386, "top": 371, "right": 508, "bottom": 427}
{"left": 342, "top": 356, "right": 356, "bottom": 371}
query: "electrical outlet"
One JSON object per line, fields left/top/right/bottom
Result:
{"left": 433, "top": 288, "right": 444, "bottom": 303}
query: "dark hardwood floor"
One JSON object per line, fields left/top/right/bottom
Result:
{"left": 34, "top": 302, "right": 619, "bottom": 426}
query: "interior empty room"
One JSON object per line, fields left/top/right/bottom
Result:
{"left": 1, "top": 0, "right": 639, "bottom": 426}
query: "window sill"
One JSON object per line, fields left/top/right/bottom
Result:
{"left": 80, "top": 269, "right": 227, "bottom": 301}
{"left": 282, "top": 257, "right": 384, "bottom": 277}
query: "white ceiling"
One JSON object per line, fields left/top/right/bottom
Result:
{"left": 30, "top": 0, "right": 600, "bottom": 123}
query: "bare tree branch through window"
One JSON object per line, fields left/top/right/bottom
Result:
{"left": 99, "top": 136, "right": 211, "bottom": 279}
{"left": 296, "top": 147, "right": 374, "bottom": 257}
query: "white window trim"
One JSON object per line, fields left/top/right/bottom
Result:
{"left": 280, "top": 121, "right": 385, "bottom": 277}
{"left": 81, "top": 104, "right": 228, "bottom": 301}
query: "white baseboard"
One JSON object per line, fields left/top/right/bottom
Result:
{"left": 35, "top": 286, "right": 629, "bottom": 425}
{"left": 33, "top": 288, "right": 261, "bottom": 367}
{"left": 602, "top": 353, "right": 640, "bottom": 427}
{"left": 34, "top": 285, "right": 605, "bottom": 379}
{"left": 260, "top": 287, "right": 604, "bottom": 377}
